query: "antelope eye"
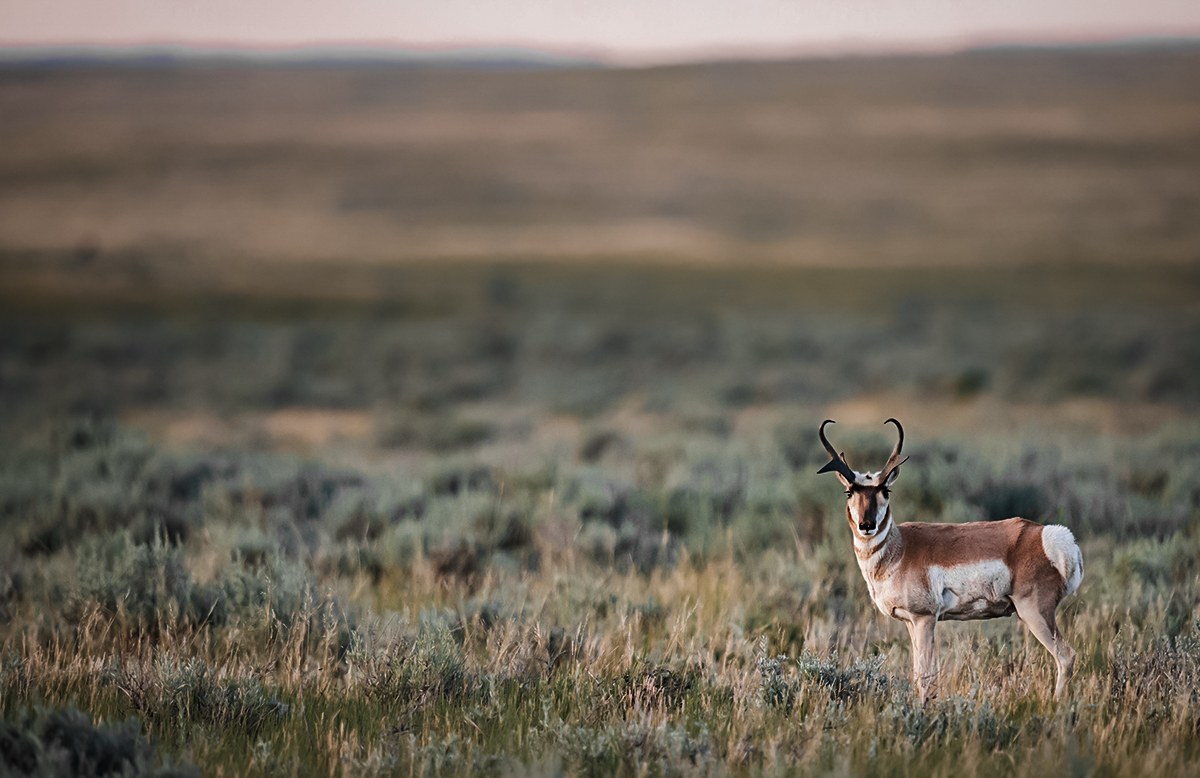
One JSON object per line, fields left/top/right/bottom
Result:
{"left": 881, "top": 488, "right": 891, "bottom": 498}
{"left": 844, "top": 491, "right": 852, "bottom": 497}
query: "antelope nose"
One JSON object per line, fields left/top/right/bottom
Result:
{"left": 858, "top": 522, "right": 874, "bottom": 533}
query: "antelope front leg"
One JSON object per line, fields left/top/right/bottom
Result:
{"left": 908, "top": 616, "right": 940, "bottom": 702}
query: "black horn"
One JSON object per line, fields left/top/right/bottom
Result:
{"left": 816, "top": 420, "right": 858, "bottom": 482}
{"left": 880, "top": 418, "right": 909, "bottom": 479}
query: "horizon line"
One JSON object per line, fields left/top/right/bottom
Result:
{"left": 3, "top": 31, "right": 1200, "bottom": 69}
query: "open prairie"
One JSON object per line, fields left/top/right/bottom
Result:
{"left": 1, "top": 49, "right": 1200, "bottom": 777}
{"left": 2, "top": 49, "right": 1200, "bottom": 267}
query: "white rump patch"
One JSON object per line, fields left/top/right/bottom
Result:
{"left": 929, "top": 560, "right": 1012, "bottom": 615}
{"left": 1041, "top": 524, "right": 1084, "bottom": 596}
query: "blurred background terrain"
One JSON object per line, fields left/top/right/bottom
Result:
{"left": 2, "top": 46, "right": 1200, "bottom": 777}
{"left": 4, "top": 49, "right": 1200, "bottom": 266}
{"left": 2, "top": 48, "right": 1199, "bottom": 435}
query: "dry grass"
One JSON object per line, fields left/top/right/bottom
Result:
{"left": 4, "top": 534, "right": 1200, "bottom": 776}
{"left": 2, "top": 411, "right": 1199, "bottom": 776}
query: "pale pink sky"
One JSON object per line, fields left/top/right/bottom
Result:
{"left": 3, "top": 0, "right": 1200, "bottom": 64}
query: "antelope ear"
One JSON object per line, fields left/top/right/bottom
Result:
{"left": 883, "top": 456, "right": 908, "bottom": 487}
{"left": 835, "top": 471, "right": 852, "bottom": 488}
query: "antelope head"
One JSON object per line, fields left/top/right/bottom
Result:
{"left": 817, "top": 419, "right": 909, "bottom": 539}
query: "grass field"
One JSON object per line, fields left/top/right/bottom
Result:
{"left": 3, "top": 400, "right": 1200, "bottom": 777}
{"left": 2, "top": 48, "right": 1200, "bottom": 777}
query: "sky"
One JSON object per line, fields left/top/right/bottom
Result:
{"left": 3, "top": 0, "right": 1200, "bottom": 65}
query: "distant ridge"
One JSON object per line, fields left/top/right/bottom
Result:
{"left": 967, "top": 34, "right": 1200, "bottom": 55}
{"left": 0, "top": 44, "right": 604, "bottom": 70}
{"left": 3, "top": 36, "right": 1199, "bottom": 71}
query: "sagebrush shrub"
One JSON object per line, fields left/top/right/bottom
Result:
{"left": 119, "top": 655, "right": 288, "bottom": 741}
{"left": 0, "top": 706, "right": 197, "bottom": 778}
{"left": 76, "top": 532, "right": 189, "bottom": 630}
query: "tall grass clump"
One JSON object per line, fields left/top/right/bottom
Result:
{"left": 75, "top": 533, "right": 189, "bottom": 632}
{"left": 118, "top": 655, "right": 289, "bottom": 743}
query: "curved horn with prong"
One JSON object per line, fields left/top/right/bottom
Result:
{"left": 816, "top": 420, "right": 858, "bottom": 482}
{"left": 880, "top": 418, "right": 909, "bottom": 480}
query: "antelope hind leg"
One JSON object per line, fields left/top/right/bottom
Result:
{"left": 1013, "top": 595, "right": 1076, "bottom": 698}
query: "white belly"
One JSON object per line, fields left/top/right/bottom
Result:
{"left": 928, "top": 560, "right": 1015, "bottom": 621}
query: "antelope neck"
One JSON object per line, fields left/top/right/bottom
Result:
{"left": 853, "top": 508, "right": 901, "bottom": 577}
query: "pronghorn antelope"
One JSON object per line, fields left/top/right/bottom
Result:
{"left": 817, "top": 419, "right": 1083, "bottom": 701}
